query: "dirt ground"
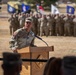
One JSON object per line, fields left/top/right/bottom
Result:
{"left": 0, "top": 4, "right": 76, "bottom": 75}
{"left": 0, "top": 18, "right": 76, "bottom": 75}
{"left": 0, "top": 4, "right": 76, "bottom": 57}
{"left": 0, "top": 18, "right": 76, "bottom": 57}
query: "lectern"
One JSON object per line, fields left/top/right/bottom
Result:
{"left": 17, "top": 46, "right": 54, "bottom": 75}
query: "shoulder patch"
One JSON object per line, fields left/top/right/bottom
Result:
{"left": 13, "top": 28, "right": 22, "bottom": 36}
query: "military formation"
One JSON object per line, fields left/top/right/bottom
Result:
{"left": 8, "top": 12, "right": 76, "bottom": 37}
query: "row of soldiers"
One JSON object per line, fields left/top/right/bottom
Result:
{"left": 8, "top": 12, "right": 76, "bottom": 37}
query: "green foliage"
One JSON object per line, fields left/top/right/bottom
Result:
{"left": 71, "top": 0, "right": 76, "bottom": 3}
{"left": 24, "top": 0, "right": 58, "bottom": 5}
{"left": 24, "top": 0, "right": 34, "bottom": 4}
{"left": 0, "top": 0, "right": 2, "bottom": 2}
{"left": 50, "top": 0, "right": 58, "bottom": 3}
{"left": 43, "top": 0, "right": 58, "bottom": 7}
{"left": 23, "top": 0, "right": 58, "bottom": 9}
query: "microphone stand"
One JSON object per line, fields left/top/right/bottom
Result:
{"left": 41, "top": 39, "right": 49, "bottom": 46}
{"left": 35, "top": 35, "right": 49, "bottom": 46}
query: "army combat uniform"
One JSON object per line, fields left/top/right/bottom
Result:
{"left": 55, "top": 16, "right": 64, "bottom": 36}
{"left": 18, "top": 14, "right": 25, "bottom": 28}
{"left": 40, "top": 16, "right": 48, "bottom": 36}
{"left": 8, "top": 15, "right": 16, "bottom": 35}
{"left": 64, "top": 17, "right": 73, "bottom": 36}
{"left": 31, "top": 16, "right": 38, "bottom": 35}
{"left": 9, "top": 27, "right": 35, "bottom": 50}
{"left": 73, "top": 17, "right": 76, "bottom": 36}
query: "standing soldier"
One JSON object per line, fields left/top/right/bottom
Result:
{"left": 47, "top": 14, "right": 56, "bottom": 36}
{"left": 73, "top": 15, "right": 76, "bottom": 36}
{"left": 55, "top": 14, "right": 64, "bottom": 36}
{"left": 18, "top": 13, "right": 26, "bottom": 28}
{"left": 40, "top": 15, "right": 48, "bottom": 36}
{"left": 8, "top": 14, "right": 16, "bottom": 35}
{"left": 40, "top": 15, "right": 44, "bottom": 36}
{"left": 37, "top": 14, "right": 42, "bottom": 36}
{"left": 14, "top": 13, "right": 20, "bottom": 30}
{"left": 9, "top": 17, "right": 36, "bottom": 53}
{"left": 60, "top": 15, "right": 65, "bottom": 36}
{"left": 64, "top": 15, "right": 73, "bottom": 36}
{"left": 31, "top": 14, "right": 38, "bottom": 35}
{"left": 55, "top": 14, "right": 61, "bottom": 36}
{"left": 35, "top": 14, "right": 39, "bottom": 35}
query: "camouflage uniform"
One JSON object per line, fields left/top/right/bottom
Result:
{"left": 9, "top": 28, "right": 35, "bottom": 50}
{"left": 8, "top": 14, "right": 16, "bottom": 35}
{"left": 14, "top": 14, "right": 20, "bottom": 30}
{"left": 40, "top": 15, "right": 48, "bottom": 36}
{"left": 73, "top": 17, "right": 76, "bottom": 36}
{"left": 47, "top": 16, "right": 56, "bottom": 36}
{"left": 64, "top": 17, "right": 73, "bottom": 36}
{"left": 59, "top": 16, "right": 64, "bottom": 36}
{"left": 31, "top": 16, "right": 38, "bottom": 35}
{"left": 55, "top": 16, "right": 64, "bottom": 36}
{"left": 18, "top": 13, "right": 26, "bottom": 28}
{"left": 37, "top": 17, "right": 41, "bottom": 36}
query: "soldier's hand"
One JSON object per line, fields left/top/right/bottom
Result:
{"left": 12, "top": 47, "right": 18, "bottom": 53}
{"left": 13, "top": 50, "right": 18, "bottom": 53}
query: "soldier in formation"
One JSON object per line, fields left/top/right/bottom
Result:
{"left": 55, "top": 14, "right": 64, "bottom": 36}
{"left": 73, "top": 15, "right": 76, "bottom": 36}
{"left": 31, "top": 14, "right": 38, "bottom": 35}
{"left": 8, "top": 14, "right": 16, "bottom": 35}
{"left": 64, "top": 15, "right": 74, "bottom": 36}
{"left": 40, "top": 15, "right": 49, "bottom": 36}
{"left": 8, "top": 13, "right": 19, "bottom": 35}
{"left": 47, "top": 14, "right": 56, "bottom": 36}
{"left": 18, "top": 12, "right": 26, "bottom": 28}
{"left": 8, "top": 12, "right": 76, "bottom": 37}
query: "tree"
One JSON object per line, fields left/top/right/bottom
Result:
{"left": 42, "top": 0, "right": 58, "bottom": 7}
{"left": 0, "top": 0, "right": 2, "bottom": 3}
{"left": 0, "top": 0, "right": 2, "bottom": 4}
{"left": 71, "top": 0, "right": 76, "bottom": 3}
{"left": 24, "top": 0, "right": 58, "bottom": 5}
{"left": 24, "top": 0, "right": 58, "bottom": 9}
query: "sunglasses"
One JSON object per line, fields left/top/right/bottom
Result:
{"left": 26, "top": 22, "right": 31, "bottom": 24}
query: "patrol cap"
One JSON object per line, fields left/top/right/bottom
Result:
{"left": 2, "top": 52, "right": 22, "bottom": 66}
{"left": 62, "top": 56, "right": 76, "bottom": 75}
{"left": 25, "top": 17, "right": 32, "bottom": 23}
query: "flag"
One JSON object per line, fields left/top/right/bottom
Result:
{"left": 7, "top": 4, "right": 16, "bottom": 13}
{"left": 66, "top": 6, "right": 75, "bottom": 14}
{"left": 36, "top": 4, "right": 40, "bottom": 13}
{"left": 36, "top": 4, "right": 45, "bottom": 14}
{"left": 21, "top": 3, "right": 31, "bottom": 13}
{"left": 51, "top": 4, "right": 60, "bottom": 14}
{"left": 39, "top": 6, "right": 45, "bottom": 15}
{"left": 36, "top": 4, "right": 44, "bottom": 14}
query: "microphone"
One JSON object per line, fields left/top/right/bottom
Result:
{"left": 35, "top": 35, "right": 49, "bottom": 46}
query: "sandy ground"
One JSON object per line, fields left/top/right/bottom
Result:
{"left": 0, "top": 4, "right": 76, "bottom": 75}
{"left": 0, "top": 18, "right": 76, "bottom": 75}
{"left": 0, "top": 18, "right": 76, "bottom": 57}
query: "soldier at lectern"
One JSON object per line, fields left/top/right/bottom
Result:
{"left": 9, "top": 17, "right": 36, "bottom": 53}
